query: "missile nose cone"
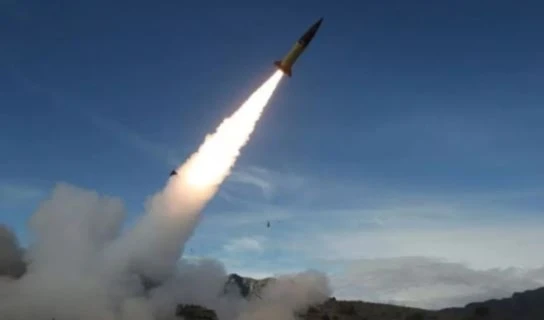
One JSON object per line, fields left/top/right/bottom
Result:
{"left": 310, "top": 18, "right": 323, "bottom": 31}
{"left": 304, "top": 17, "right": 324, "bottom": 39}
{"left": 314, "top": 17, "right": 323, "bottom": 28}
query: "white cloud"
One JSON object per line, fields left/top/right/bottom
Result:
{"left": 304, "top": 223, "right": 544, "bottom": 270}
{"left": 228, "top": 169, "right": 275, "bottom": 199}
{"left": 223, "top": 237, "right": 264, "bottom": 253}
{"left": 330, "top": 257, "right": 544, "bottom": 310}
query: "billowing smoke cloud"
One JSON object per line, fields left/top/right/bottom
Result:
{"left": 0, "top": 70, "right": 330, "bottom": 319}
{"left": 0, "top": 182, "right": 330, "bottom": 320}
{"left": 0, "top": 183, "right": 138, "bottom": 320}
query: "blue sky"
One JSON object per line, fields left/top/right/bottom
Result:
{"left": 2, "top": 0, "right": 544, "bottom": 308}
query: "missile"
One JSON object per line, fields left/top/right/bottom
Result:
{"left": 274, "top": 17, "right": 323, "bottom": 77}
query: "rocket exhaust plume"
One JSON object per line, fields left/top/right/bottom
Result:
{"left": 106, "top": 70, "right": 284, "bottom": 280}
{"left": 182, "top": 70, "right": 284, "bottom": 190}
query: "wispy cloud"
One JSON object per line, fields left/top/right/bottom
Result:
{"left": 223, "top": 236, "right": 265, "bottom": 253}
{"left": 227, "top": 168, "right": 275, "bottom": 199}
{"left": 301, "top": 223, "right": 544, "bottom": 269}
{"left": 221, "top": 165, "right": 306, "bottom": 204}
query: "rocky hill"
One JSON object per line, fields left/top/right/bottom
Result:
{"left": 222, "top": 273, "right": 275, "bottom": 299}
{"left": 175, "top": 274, "right": 544, "bottom": 320}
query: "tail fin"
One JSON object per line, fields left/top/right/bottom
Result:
{"left": 274, "top": 60, "right": 292, "bottom": 77}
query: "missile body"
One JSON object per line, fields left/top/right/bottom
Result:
{"left": 274, "top": 17, "right": 323, "bottom": 77}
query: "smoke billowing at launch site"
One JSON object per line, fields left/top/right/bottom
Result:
{"left": 0, "top": 70, "right": 331, "bottom": 320}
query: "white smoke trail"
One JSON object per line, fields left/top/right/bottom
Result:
{"left": 105, "top": 70, "right": 284, "bottom": 280}
{"left": 182, "top": 70, "right": 284, "bottom": 189}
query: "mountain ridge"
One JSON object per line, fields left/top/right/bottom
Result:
{"left": 200, "top": 273, "right": 544, "bottom": 320}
